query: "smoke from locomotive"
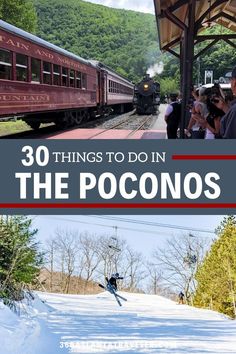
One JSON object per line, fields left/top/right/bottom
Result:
{"left": 133, "top": 74, "right": 160, "bottom": 115}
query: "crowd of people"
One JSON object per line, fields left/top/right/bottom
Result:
{"left": 164, "top": 65, "right": 236, "bottom": 139}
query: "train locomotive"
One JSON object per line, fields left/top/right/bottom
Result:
{"left": 133, "top": 74, "right": 160, "bottom": 115}
{"left": 0, "top": 20, "right": 134, "bottom": 129}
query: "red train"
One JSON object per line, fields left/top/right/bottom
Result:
{"left": 0, "top": 20, "right": 134, "bottom": 129}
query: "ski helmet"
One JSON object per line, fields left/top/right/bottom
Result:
{"left": 115, "top": 272, "right": 119, "bottom": 278}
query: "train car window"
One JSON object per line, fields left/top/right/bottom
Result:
{"left": 16, "top": 53, "right": 28, "bottom": 82}
{"left": 76, "top": 71, "right": 82, "bottom": 88}
{"left": 0, "top": 49, "right": 12, "bottom": 80}
{"left": 31, "top": 58, "right": 41, "bottom": 83}
{"left": 62, "top": 67, "right": 68, "bottom": 87}
{"left": 43, "top": 61, "right": 52, "bottom": 85}
{"left": 69, "top": 69, "right": 75, "bottom": 87}
{"left": 82, "top": 73, "right": 87, "bottom": 89}
{"left": 53, "top": 64, "right": 61, "bottom": 86}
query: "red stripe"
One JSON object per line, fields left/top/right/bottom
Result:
{"left": 0, "top": 203, "right": 235, "bottom": 209}
{"left": 172, "top": 155, "right": 236, "bottom": 160}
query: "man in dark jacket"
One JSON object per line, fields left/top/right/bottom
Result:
{"left": 178, "top": 291, "right": 185, "bottom": 304}
{"left": 212, "top": 66, "right": 236, "bottom": 138}
{"left": 165, "top": 93, "right": 181, "bottom": 139}
{"left": 108, "top": 273, "right": 123, "bottom": 291}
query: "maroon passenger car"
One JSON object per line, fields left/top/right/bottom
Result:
{"left": 0, "top": 20, "right": 134, "bottom": 129}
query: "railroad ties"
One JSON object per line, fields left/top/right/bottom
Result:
{"left": 0, "top": 107, "right": 167, "bottom": 139}
{"left": 47, "top": 109, "right": 167, "bottom": 140}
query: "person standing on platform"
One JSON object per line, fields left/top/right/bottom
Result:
{"left": 187, "top": 87, "right": 208, "bottom": 139}
{"left": 164, "top": 93, "right": 181, "bottom": 139}
{"left": 212, "top": 65, "right": 236, "bottom": 138}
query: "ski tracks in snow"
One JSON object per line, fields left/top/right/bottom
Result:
{"left": 37, "top": 291, "right": 236, "bottom": 354}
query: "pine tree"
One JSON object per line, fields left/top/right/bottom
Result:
{"left": 0, "top": 216, "right": 43, "bottom": 306}
{"left": 194, "top": 216, "right": 236, "bottom": 318}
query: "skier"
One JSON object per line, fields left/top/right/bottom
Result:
{"left": 178, "top": 291, "right": 185, "bottom": 304}
{"left": 107, "top": 273, "right": 124, "bottom": 291}
{"left": 99, "top": 273, "right": 127, "bottom": 306}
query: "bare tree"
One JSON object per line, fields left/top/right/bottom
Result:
{"left": 53, "top": 229, "right": 80, "bottom": 293}
{"left": 42, "top": 230, "right": 147, "bottom": 295}
{"left": 78, "top": 232, "right": 102, "bottom": 292}
{"left": 120, "top": 247, "right": 146, "bottom": 291}
{"left": 44, "top": 239, "right": 55, "bottom": 292}
{"left": 96, "top": 235, "right": 126, "bottom": 282}
{"left": 152, "top": 233, "right": 209, "bottom": 304}
{"left": 146, "top": 262, "right": 163, "bottom": 295}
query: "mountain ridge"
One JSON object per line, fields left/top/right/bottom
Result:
{"left": 34, "top": 0, "right": 161, "bottom": 82}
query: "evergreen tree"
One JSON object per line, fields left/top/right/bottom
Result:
{"left": 194, "top": 216, "right": 236, "bottom": 318}
{"left": 0, "top": 0, "right": 37, "bottom": 33}
{"left": 0, "top": 216, "right": 43, "bottom": 306}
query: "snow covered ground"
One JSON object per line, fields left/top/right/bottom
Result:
{"left": 1, "top": 291, "right": 236, "bottom": 354}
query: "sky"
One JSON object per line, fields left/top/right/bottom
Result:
{"left": 33, "top": 215, "right": 225, "bottom": 257}
{"left": 82, "top": 0, "right": 155, "bottom": 14}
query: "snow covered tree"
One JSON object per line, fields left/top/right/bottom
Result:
{"left": 194, "top": 216, "right": 236, "bottom": 318}
{"left": 0, "top": 216, "right": 43, "bottom": 306}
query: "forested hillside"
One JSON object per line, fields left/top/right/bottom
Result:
{"left": 34, "top": 0, "right": 162, "bottom": 82}
{"left": 1, "top": 1, "right": 235, "bottom": 90}
{"left": 0, "top": 0, "right": 37, "bottom": 32}
{"left": 33, "top": 0, "right": 236, "bottom": 87}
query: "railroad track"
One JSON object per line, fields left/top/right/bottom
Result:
{"left": 0, "top": 111, "right": 156, "bottom": 139}
{"left": 0, "top": 113, "right": 122, "bottom": 139}
{"left": 87, "top": 114, "right": 154, "bottom": 139}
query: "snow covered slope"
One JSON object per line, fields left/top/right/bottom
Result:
{"left": 1, "top": 291, "right": 236, "bottom": 353}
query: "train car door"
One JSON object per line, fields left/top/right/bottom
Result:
{"left": 102, "top": 70, "right": 107, "bottom": 106}
{"left": 97, "top": 71, "right": 101, "bottom": 105}
{"left": 97, "top": 70, "right": 107, "bottom": 107}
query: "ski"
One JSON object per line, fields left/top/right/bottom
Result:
{"left": 98, "top": 283, "right": 127, "bottom": 305}
{"left": 98, "top": 283, "right": 106, "bottom": 290}
{"left": 105, "top": 277, "right": 127, "bottom": 301}
{"left": 108, "top": 286, "right": 122, "bottom": 307}
{"left": 111, "top": 291, "right": 127, "bottom": 302}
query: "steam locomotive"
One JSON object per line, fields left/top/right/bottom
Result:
{"left": 133, "top": 74, "right": 160, "bottom": 115}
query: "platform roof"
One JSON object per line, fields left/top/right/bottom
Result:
{"left": 154, "top": 0, "right": 236, "bottom": 51}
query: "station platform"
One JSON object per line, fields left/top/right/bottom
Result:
{"left": 47, "top": 128, "right": 167, "bottom": 139}
{"left": 47, "top": 104, "right": 168, "bottom": 139}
